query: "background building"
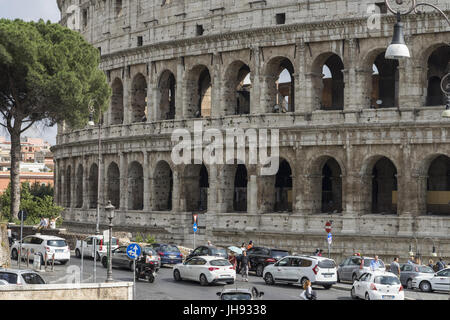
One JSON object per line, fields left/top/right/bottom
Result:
{"left": 53, "top": 0, "right": 450, "bottom": 262}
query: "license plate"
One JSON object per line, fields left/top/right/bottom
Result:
{"left": 382, "top": 295, "right": 395, "bottom": 299}
{"left": 170, "top": 255, "right": 176, "bottom": 259}
{"left": 55, "top": 249, "right": 64, "bottom": 253}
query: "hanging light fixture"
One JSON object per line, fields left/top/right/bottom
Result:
{"left": 385, "top": 12, "right": 411, "bottom": 60}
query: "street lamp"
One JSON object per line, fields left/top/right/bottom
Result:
{"left": 105, "top": 200, "right": 115, "bottom": 283}
{"left": 384, "top": 0, "right": 450, "bottom": 116}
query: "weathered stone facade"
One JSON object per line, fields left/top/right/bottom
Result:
{"left": 53, "top": 0, "right": 450, "bottom": 262}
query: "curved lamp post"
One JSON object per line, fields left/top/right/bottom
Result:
{"left": 384, "top": 0, "right": 450, "bottom": 116}
{"left": 424, "top": 237, "right": 438, "bottom": 257}
{"left": 105, "top": 200, "right": 115, "bottom": 283}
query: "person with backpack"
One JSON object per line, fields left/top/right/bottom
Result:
{"left": 436, "top": 258, "right": 446, "bottom": 271}
{"left": 299, "top": 280, "right": 317, "bottom": 300}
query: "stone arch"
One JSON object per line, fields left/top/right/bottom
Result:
{"left": 311, "top": 52, "right": 344, "bottom": 110}
{"left": 88, "top": 163, "right": 98, "bottom": 209}
{"left": 223, "top": 61, "right": 252, "bottom": 115}
{"left": 183, "top": 163, "right": 208, "bottom": 211}
{"left": 128, "top": 161, "right": 143, "bottom": 210}
{"left": 106, "top": 162, "right": 120, "bottom": 209}
{"left": 152, "top": 160, "right": 173, "bottom": 211}
{"left": 57, "top": 168, "right": 63, "bottom": 206}
{"left": 263, "top": 57, "right": 295, "bottom": 113}
{"left": 425, "top": 45, "right": 450, "bottom": 106}
{"left": 131, "top": 73, "right": 147, "bottom": 123}
{"left": 425, "top": 155, "right": 450, "bottom": 215}
{"left": 110, "top": 78, "right": 124, "bottom": 125}
{"left": 233, "top": 164, "right": 248, "bottom": 212}
{"left": 370, "top": 51, "right": 399, "bottom": 108}
{"left": 185, "top": 65, "right": 211, "bottom": 118}
{"left": 65, "top": 165, "right": 72, "bottom": 207}
{"left": 158, "top": 70, "right": 176, "bottom": 120}
{"left": 274, "top": 158, "right": 293, "bottom": 212}
{"left": 75, "top": 164, "right": 83, "bottom": 208}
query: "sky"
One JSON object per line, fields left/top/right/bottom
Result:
{"left": 0, "top": 0, "right": 61, "bottom": 145}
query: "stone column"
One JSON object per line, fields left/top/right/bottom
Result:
{"left": 176, "top": 57, "right": 185, "bottom": 120}
{"left": 119, "top": 152, "right": 128, "bottom": 210}
{"left": 60, "top": 164, "right": 65, "bottom": 207}
{"left": 295, "top": 38, "right": 308, "bottom": 114}
{"left": 304, "top": 72, "right": 323, "bottom": 113}
{"left": 172, "top": 169, "right": 183, "bottom": 212}
{"left": 251, "top": 47, "right": 262, "bottom": 115}
{"left": 248, "top": 175, "right": 258, "bottom": 214}
{"left": 122, "top": 73, "right": 132, "bottom": 125}
{"left": 397, "top": 144, "right": 417, "bottom": 236}
{"left": 54, "top": 160, "right": 59, "bottom": 206}
{"left": 143, "top": 151, "right": 151, "bottom": 211}
{"left": 398, "top": 57, "right": 423, "bottom": 109}
{"left": 207, "top": 165, "right": 217, "bottom": 214}
{"left": 70, "top": 159, "right": 76, "bottom": 208}
{"left": 82, "top": 157, "right": 89, "bottom": 210}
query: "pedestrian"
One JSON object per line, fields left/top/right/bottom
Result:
{"left": 318, "top": 249, "right": 323, "bottom": 257}
{"left": 299, "top": 279, "right": 316, "bottom": 300}
{"left": 240, "top": 250, "right": 250, "bottom": 282}
{"left": 407, "top": 256, "right": 415, "bottom": 264}
{"left": 390, "top": 257, "right": 401, "bottom": 277}
{"left": 414, "top": 256, "right": 421, "bottom": 265}
{"left": 49, "top": 215, "right": 61, "bottom": 229}
{"left": 37, "top": 216, "right": 48, "bottom": 231}
{"left": 246, "top": 241, "right": 253, "bottom": 250}
{"left": 314, "top": 248, "right": 320, "bottom": 256}
{"left": 207, "top": 240, "right": 212, "bottom": 246}
{"left": 427, "top": 259, "right": 434, "bottom": 269}
{"left": 228, "top": 252, "right": 237, "bottom": 270}
{"left": 370, "top": 255, "right": 382, "bottom": 271}
{"left": 240, "top": 242, "right": 246, "bottom": 252}
{"left": 436, "top": 258, "right": 446, "bottom": 271}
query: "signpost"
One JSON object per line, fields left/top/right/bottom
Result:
{"left": 18, "top": 210, "right": 27, "bottom": 268}
{"left": 325, "top": 221, "right": 332, "bottom": 259}
{"left": 126, "top": 243, "right": 141, "bottom": 300}
{"left": 193, "top": 214, "right": 198, "bottom": 249}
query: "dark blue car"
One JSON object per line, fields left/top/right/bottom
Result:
{"left": 151, "top": 243, "right": 183, "bottom": 265}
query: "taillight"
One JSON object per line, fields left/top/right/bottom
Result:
{"left": 229, "top": 267, "right": 234, "bottom": 270}
{"left": 208, "top": 267, "right": 219, "bottom": 271}
{"left": 370, "top": 283, "right": 377, "bottom": 291}
{"left": 265, "top": 258, "right": 276, "bottom": 263}
{"left": 312, "top": 265, "right": 319, "bottom": 275}
{"left": 180, "top": 254, "right": 183, "bottom": 258}
{"left": 399, "top": 285, "right": 403, "bottom": 292}
{"left": 46, "top": 247, "right": 50, "bottom": 252}
{"left": 99, "top": 239, "right": 103, "bottom": 251}
{"left": 159, "top": 252, "right": 164, "bottom": 256}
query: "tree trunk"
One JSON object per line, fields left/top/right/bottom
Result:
{"left": 10, "top": 129, "right": 21, "bottom": 219}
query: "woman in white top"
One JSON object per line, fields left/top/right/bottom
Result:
{"left": 49, "top": 215, "right": 61, "bottom": 229}
{"left": 300, "top": 280, "right": 317, "bottom": 300}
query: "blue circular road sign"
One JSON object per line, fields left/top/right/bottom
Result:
{"left": 193, "top": 223, "right": 198, "bottom": 232}
{"left": 126, "top": 243, "right": 141, "bottom": 260}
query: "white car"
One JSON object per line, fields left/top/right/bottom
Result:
{"left": 75, "top": 235, "right": 119, "bottom": 261}
{"left": 263, "top": 255, "right": 337, "bottom": 289}
{"left": 351, "top": 271, "right": 404, "bottom": 300}
{"left": 173, "top": 256, "right": 236, "bottom": 286}
{"left": 11, "top": 234, "right": 70, "bottom": 265}
{"left": 412, "top": 268, "right": 450, "bottom": 292}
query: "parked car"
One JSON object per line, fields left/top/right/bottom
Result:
{"left": 151, "top": 243, "right": 183, "bottom": 265}
{"left": 399, "top": 263, "right": 434, "bottom": 289}
{"left": 245, "top": 246, "right": 289, "bottom": 277}
{"left": 351, "top": 271, "right": 404, "bottom": 300}
{"left": 263, "top": 255, "right": 337, "bottom": 289}
{"left": 216, "top": 284, "right": 264, "bottom": 300}
{"left": 186, "top": 245, "right": 227, "bottom": 260}
{"left": 75, "top": 235, "right": 119, "bottom": 261}
{"left": 0, "top": 268, "right": 46, "bottom": 285}
{"left": 101, "top": 245, "right": 160, "bottom": 271}
{"left": 412, "top": 267, "right": 450, "bottom": 292}
{"left": 10, "top": 234, "right": 70, "bottom": 265}
{"left": 173, "top": 256, "right": 236, "bottom": 286}
{"left": 337, "top": 256, "right": 386, "bottom": 282}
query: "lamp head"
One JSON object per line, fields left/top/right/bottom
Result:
{"left": 385, "top": 13, "right": 410, "bottom": 60}
{"left": 105, "top": 200, "right": 115, "bottom": 219}
{"left": 442, "top": 95, "right": 450, "bottom": 118}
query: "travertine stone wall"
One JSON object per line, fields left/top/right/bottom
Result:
{"left": 0, "top": 224, "right": 10, "bottom": 268}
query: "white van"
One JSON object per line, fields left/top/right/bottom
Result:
{"left": 263, "top": 255, "right": 337, "bottom": 289}
{"left": 75, "top": 235, "right": 119, "bottom": 261}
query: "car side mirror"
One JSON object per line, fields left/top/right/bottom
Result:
{"left": 216, "top": 292, "right": 221, "bottom": 297}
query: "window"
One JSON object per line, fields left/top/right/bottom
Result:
{"left": 86, "top": 237, "right": 93, "bottom": 245}
{"left": 22, "top": 273, "right": 45, "bottom": 285}
{"left": 161, "top": 245, "right": 179, "bottom": 252}
{"left": 31, "top": 237, "right": 43, "bottom": 245}
{"left": 192, "top": 247, "right": 203, "bottom": 256}
{"left": 351, "top": 257, "right": 362, "bottom": 265}
{"left": 115, "top": 0, "right": 123, "bottom": 16}
{"left": 359, "top": 273, "right": 371, "bottom": 282}
{"left": 299, "top": 259, "right": 313, "bottom": 267}
{"left": 270, "top": 250, "right": 288, "bottom": 258}
{"left": 221, "top": 293, "right": 252, "bottom": 300}
{"left": 276, "top": 13, "right": 286, "bottom": 25}
{"left": 210, "top": 259, "right": 231, "bottom": 266}
{"left": 22, "top": 237, "right": 32, "bottom": 244}
{"left": 137, "top": 36, "right": 143, "bottom": 47}
{"left": 318, "top": 259, "right": 336, "bottom": 268}
{"left": 403, "top": 265, "right": 412, "bottom": 272}
{"left": 0, "top": 272, "right": 18, "bottom": 284}
{"left": 47, "top": 240, "right": 67, "bottom": 247}
{"left": 196, "top": 24, "right": 204, "bottom": 36}
{"left": 114, "top": 247, "right": 126, "bottom": 254}
{"left": 436, "top": 269, "right": 450, "bottom": 277}
{"left": 277, "top": 258, "right": 290, "bottom": 267}
{"left": 418, "top": 266, "right": 434, "bottom": 273}
{"left": 82, "top": 9, "right": 88, "bottom": 28}
{"left": 291, "top": 258, "right": 302, "bottom": 267}
{"left": 195, "top": 258, "right": 207, "bottom": 266}
{"left": 374, "top": 276, "right": 400, "bottom": 285}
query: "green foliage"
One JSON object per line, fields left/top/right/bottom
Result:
{"left": 0, "top": 182, "right": 63, "bottom": 225}
{"left": 134, "top": 233, "right": 144, "bottom": 243}
{"left": 0, "top": 19, "right": 111, "bottom": 128}
{"left": 145, "top": 235, "right": 156, "bottom": 244}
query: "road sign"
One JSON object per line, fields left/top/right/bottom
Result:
{"left": 18, "top": 210, "right": 27, "bottom": 221}
{"left": 325, "top": 221, "right": 332, "bottom": 233}
{"left": 193, "top": 223, "right": 198, "bottom": 233}
{"left": 126, "top": 243, "right": 141, "bottom": 260}
{"left": 327, "top": 233, "right": 332, "bottom": 245}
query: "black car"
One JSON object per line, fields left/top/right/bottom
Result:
{"left": 245, "top": 247, "right": 289, "bottom": 277}
{"left": 186, "top": 245, "right": 228, "bottom": 260}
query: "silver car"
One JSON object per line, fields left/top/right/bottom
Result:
{"left": 0, "top": 268, "right": 46, "bottom": 285}
{"left": 399, "top": 263, "right": 434, "bottom": 289}
{"left": 216, "top": 284, "right": 264, "bottom": 300}
{"left": 337, "top": 256, "right": 386, "bottom": 282}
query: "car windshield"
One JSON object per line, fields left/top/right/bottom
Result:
{"left": 318, "top": 259, "right": 336, "bottom": 268}
{"left": 211, "top": 248, "right": 227, "bottom": 256}
{"left": 374, "top": 276, "right": 400, "bottom": 285}
{"left": 364, "top": 259, "right": 385, "bottom": 267}
{"left": 221, "top": 293, "right": 252, "bottom": 300}
{"left": 417, "top": 266, "right": 434, "bottom": 273}
{"left": 22, "top": 273, "right": 45, "bottom": 285}
{"left": 271, "top": 250, "right": 289, "bottom": 258}
{"left": 162, "top": 245, "right": 180, "bottom": 252}
{"left": 0, "top": 272, "right": 18, "bottom": 284}
{"left": 210, "top": 259, "right": 231, "bottom": 266}
{"left": 47, "top": 240, "right": 67, "bottom": 247}
{"left": 143, "top": 247, "right": 157, "bottom": 255}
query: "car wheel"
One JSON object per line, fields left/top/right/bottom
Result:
{"left": 101, "top": 256, "right": 107, "bottom": 268}
{"left": 60, "top": 260, "right": 68, "bottom": 265}
{"left": 173, "top": 269, "right": 181, "bottom": 281}
{"left": 407, "top": 279, "right": 413, "bottom": 289}
{"left": 147, "top": 273, "right": 155, "bottom": 283}
{"left": 11, "top": 249, "right": 18, "bottom": 260}
{"left": 256, "top": 264, "right": 264, "bottom": 277}
{"left": 352, "top": 273, "right": 358, "bottom": 282}
{"left": 199, "top": 274, "right": 209, "bottom": 286}
{"left": 264, "top": 273, "right": 275, "bottom": 285}
{"left": 75, "top": 249, "right": 81, "bottom": 258}
{"left": 226, "top": 280, "right": 234, "bottom": 285}
{"left": 365, "top": 292, "right": 370, "bottom": 300}
{"left": 419, "top": 281, "right": 432, "bottom": 292}
{"left": 323, "top": 284, "right": 332, "bottom": 289}
{"left": 351, "top": 287, "right": 358, "bottom": 299}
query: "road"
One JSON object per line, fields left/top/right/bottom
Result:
{"left": 15, "top": 255, "right": 448, "bottom": 301}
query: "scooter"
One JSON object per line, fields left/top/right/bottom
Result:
{"left": 135, "top": 255, "right": 158, "bottom": 283}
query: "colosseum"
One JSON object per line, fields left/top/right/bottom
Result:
{"left": 53, "top": 0, "right": 450, "bottom": 262}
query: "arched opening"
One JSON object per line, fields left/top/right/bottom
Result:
{"left": 426, "top": 45, "right": 450, "bottom": 106}
{"left": 320, "top": 54, "right": 344, "bottom": 110}
{"left": 128, "top": 161, "right": 143, "bottom": 210}
{"left": 158, "top": 71, "right": 176, "bottom": 120}
{"left": 185, "top": 65, "right": 212, "bottom": 118}
{"left": 184, "top": 163, "right": 208, "bottom": 212}
{"left": 321, "top": 159, "right": 343, "bottom": 213}
{"left": 371, "top": 52, "right": 399, "bottom": 108}
{"left": 223, "top": 61, "right": 251, "bottom": 115}
{"left": 88, "top": 164, "right": 98, "bottom": 209}
{"left": 131, "top": 73, "right": 147, "bottom": 122}
{"left": 233, "top": 164, "right": 248, "bottom": 212}
{"left": 371, "top": 157, "right": 397, "bottom": 214}
{"left": 153, "top": 161, "right": 173, "bottom": 211}
{"left": 65, "top": 166, "right": 71, "bottom": 207}
{"left": 107, "top": 162, "right": 120, "bottom": 209}
{"left": 274, "top": 159, "right": 292, "bottom": 212}
{"left": 111, "top": 78, "right": 124, "bottom": 125}
{"left": 75, "top": 164, "right": 83, "bottom": 208}
{"left": 264, "top": 57, "right": 295, "bottom": 113}
{"left": 426, "top": 155, "right": 450, "bottom": 215}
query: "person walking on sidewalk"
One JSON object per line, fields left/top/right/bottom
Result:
{"left": 390, "top": 257, "right": 400, "bottom": 277}
{"left": 240, "top": 250, "right": 250, "bottom": 282}
{"left": 370, "top": 255, "right": 382, "bottom": 271}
